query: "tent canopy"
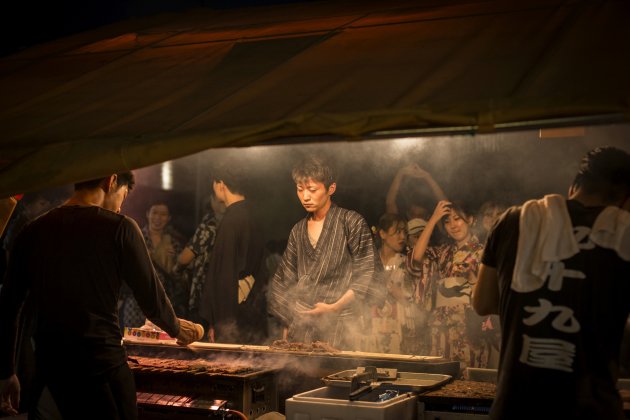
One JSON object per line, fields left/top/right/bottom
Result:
{"left": 1, "top": 0, "right": 628, "bottom": 197}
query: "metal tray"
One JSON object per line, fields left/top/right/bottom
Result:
{"left": 322, "top": 369, "right": 452, "bottom": 393}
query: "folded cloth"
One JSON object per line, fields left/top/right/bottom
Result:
{"left": 176, "top": 318, "right": 204, "bottom": 346}
{"left": 590, "top": 206, "right": 630, "bottom": 261}
{"left": 238, "top": 275, "right": 255, "bottom": 304}
{"left": 513, "top": 194, "right": 579, "bottom": 292}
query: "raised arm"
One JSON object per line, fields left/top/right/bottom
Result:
{"left": 406, "top": 163, "right": 447, "bottom": 202}
{"left": 386, "top": 164, "right": 447, "bottom": 216}
{"left": 411, "top": 200, "right": 451, "bottom": 264}
{"left": 385, "top": 166, "right": 408, "bottom": 214}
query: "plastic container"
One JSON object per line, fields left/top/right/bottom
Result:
{"left": 285, "top": 386, "right": 417, "bottom": 420}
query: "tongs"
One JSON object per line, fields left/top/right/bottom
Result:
{"left": 348, "top": 366, "right": 397, "bottom": 401}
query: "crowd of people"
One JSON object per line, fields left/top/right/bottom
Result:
{"left": 0, "top": 156, "right": 497, "bottom": 373}
{"left": 102, "top": 156, "right": 508, "bottom": 372}
{"left": 0, "top": 149, "right": 630, "bottom": 418}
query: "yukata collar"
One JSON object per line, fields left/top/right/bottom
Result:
{"left": 453, "top": 234, "right": 480, "bottom": 251}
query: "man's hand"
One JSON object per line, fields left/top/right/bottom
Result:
{"left": 0, "top": 374, "right": 20, "bottom": 416}
{"left": 298, "top": 302, "right": 338, "bottom": 315}
{"left": 176, "top": 318, "right": 204, "bottom": 346}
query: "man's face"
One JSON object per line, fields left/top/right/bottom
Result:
{"left": 296, "top": 178, "right": 335, "bottom": 213}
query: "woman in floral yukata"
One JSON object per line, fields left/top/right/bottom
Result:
{"left": 408, "top": 200, "right": 490, "bottom": 371}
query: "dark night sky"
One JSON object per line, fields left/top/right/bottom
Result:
{"left": 0, "top": 0, "right": 308, "bottom": 57}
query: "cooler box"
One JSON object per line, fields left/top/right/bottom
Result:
{"left": 285, "top": 386, "right": 417, "bottom": 420}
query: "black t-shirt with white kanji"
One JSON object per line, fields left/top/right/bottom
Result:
{"left": 482, "top": 200, "right": 630, "bottom": 420}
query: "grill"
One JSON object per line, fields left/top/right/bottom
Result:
{"left": 125, "top": 339, "right": 461, "bottom": 416}
{"left": 416, "top": 380, "right": 495, "bottom": 419}
{"left": 128, "top": 355, "right": 278, "bottom": 419}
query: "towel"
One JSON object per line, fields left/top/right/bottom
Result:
{"left": 512, "top": 195, "right": 578, "bottom": 292}
{"left": 590, "top": 206, "right": 630, "bottom": 261}
{"left": 513, "top": 196, "right": 630, "bottom": 292}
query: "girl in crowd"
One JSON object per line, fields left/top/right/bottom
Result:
{"left": 409, "top": 200, "right": 489, "bottom": 370}
{"left": 370, "top": 213, "right": 421, "bottom": 354}
{"left": 142, "top": 202, "right": 186, "bottom": 315}
{"left": 120, "top": 201, "right": 185, "bottom": 328}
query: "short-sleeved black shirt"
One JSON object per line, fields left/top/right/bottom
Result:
{"left": 482, "top": 200, "right": 630, "bottom": 420}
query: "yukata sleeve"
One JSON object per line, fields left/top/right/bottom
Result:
{"left": 407, "top": 245, "right": 439, "bottom": 306}
{"left": 187, "top": 213, "right": 216, "bottom": 256}
{"left": 117, "top": 217, "right": 180, "bottom": 338}
{"left": 268, "top": 227, "right": 299, "bottom": 326}
{"left": 473, "top": 248, "right": 484, "bottom": 270}
{"left": 345, "top": 212, "right": 376, "bottom": 300}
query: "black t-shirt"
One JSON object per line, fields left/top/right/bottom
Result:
{"left": 482, "top": 200, "right": 630, "bottom": 420}
{"left": 199, "top": 200, "right": 267, "bottom": 343}
{"left": 0, "top": 206, "right": 180, "bottom": 378}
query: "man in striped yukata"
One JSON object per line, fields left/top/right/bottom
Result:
{"left": 269, "top": 156, "right": 377, "bottom": 349}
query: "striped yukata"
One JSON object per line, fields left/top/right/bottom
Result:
{"left": 269, "top": 204, "right": 376, "bottom": 349}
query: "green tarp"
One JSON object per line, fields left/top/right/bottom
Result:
{"left": 0, "top": 0, "right": 628, "bottom": 197}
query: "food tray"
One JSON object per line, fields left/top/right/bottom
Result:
{"left": 322, "top": 369, "right": 451, "bottom": 393}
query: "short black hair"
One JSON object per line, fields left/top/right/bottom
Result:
{"left": 292, "top": 156, "right": 336, "bottom": 188}
{"left": 146, "top": 200, "right": 170, "bottom": 213}
{"left": 377, "top": 213, "right": 406, "bottom": 233}
{"left": 572, "top": 146, "right": 630, "bottom": 203}
{"left": 444, "top": 201, "right": 475, "bottom": 224}
{"left": 212, "top": 162, "right": 247, "bottom": 196}
{"left": 74, "top": 171, "right": 135, "bottom": 192}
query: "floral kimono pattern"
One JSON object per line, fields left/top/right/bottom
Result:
{"left": 185, "top": 212, "right": 219, "bottom": 316}
{"left": 409, "top": 237, "right": 490, "bottom": 370}
{"left": 371, "top": 253, "right": 424, "bottom": 354}
{"left": 119, "top": 225, "right": 184, "bottom": 328}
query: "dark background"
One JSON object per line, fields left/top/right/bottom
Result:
{"left": 0, "top": 0, "right": 311, "bottom": 57}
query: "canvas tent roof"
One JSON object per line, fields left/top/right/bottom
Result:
{"left": 0, "top": 0, "right": 628, "bottom": 197}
